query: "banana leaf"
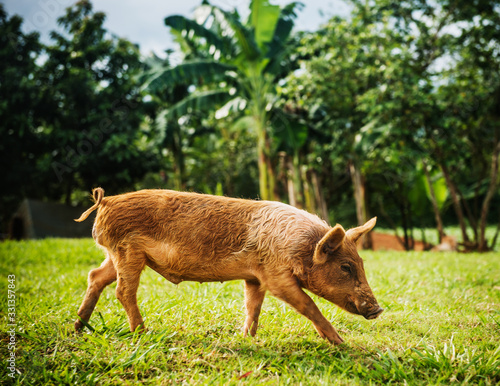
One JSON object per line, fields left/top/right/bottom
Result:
{"left": 143, "top": 60, "right": 236, "bottom": 93}
{"left": 165, "top": 15, "right": 228, "bottom": 54}
{"left": 163, "top": 89, "right": 234, "bottom": 120}
{"left": 250, "top": 0, "right": 281, "bottom": 50}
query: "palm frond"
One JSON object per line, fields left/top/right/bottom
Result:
{"left": 165, "top": 15, "right": 229, "bottom": 54}
{"left": 266, "top": 2, "right": 304, "bottom": 58}
{"left": 215, "top": 96, "right": 248, "bottom": 119}
{"left": 250, "top": 0, "right": 281, "bottom": 49}
{"left": 208, "top": 7, "right": 261, "bottom": 61}
{"left": 164, "top": 89, "right": 234, "bottom": 120}
{"left": 142, "top": 60, "right": 236, "bottom": 93}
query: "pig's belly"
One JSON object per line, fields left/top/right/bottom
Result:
{"left": 145, "top": 260, "right": 258, "bottom": 284}
{"left": 144, "top": 241, "right": 258, "bottom": 284}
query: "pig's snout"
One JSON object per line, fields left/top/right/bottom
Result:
{"left": 364, "top": 306, "right": 384, "bottom": 320}
{"left": 353, "top": 285, "right": 383, "bottom": 320}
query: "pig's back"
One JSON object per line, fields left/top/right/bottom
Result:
{"left": 241, "top": 200, "right": 329, "bottom": 267}
{"left": 93, "top": 189, "right": 258, "bottom": 252}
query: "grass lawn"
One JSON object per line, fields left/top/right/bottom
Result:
{"left": 1, "top": 238, "right": 499, "bottom": 385}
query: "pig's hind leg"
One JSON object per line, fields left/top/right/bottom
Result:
{"left": 114, "top": 245, "right": 147, "bottom": 332}
{"left": 75, "top": 254, "right": 117, "bottom": 331}
{"left": 264, "top": 274, "right": 344, "bottom": 345}
{"left": 243, "top": 279, "right": 266, "bottom": 337}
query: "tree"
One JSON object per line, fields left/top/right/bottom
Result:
{"left": 447, "top": 0, "right": 500, "bottom": 251}
{"left": 435, "top": 45, "right": 500, "bottom": 251}
{"left": 354, "top": 0, "right": 500, "bottom": 250}
{"left": 278, "top": 0, "right": 500, "bottom": 251}
{"left": 280, "top": 11, "right": 401, "bottom": 246}
{"left": 0, "top": 4, "right": 42, "bottom": 231}
{"left": 143, "top": 0, "right": 303, "bottom": 200}
{"left": 140, "top": 53, "right": 191, "bottom": 191}
{"left": 38, "top": 0, "right": 159, "bottom": 203}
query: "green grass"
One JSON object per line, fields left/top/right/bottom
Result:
{"left": 1, "top": 239, "right": 499, "bottom": 385}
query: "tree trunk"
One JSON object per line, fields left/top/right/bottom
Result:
{"left": 283, "top": 153, "right": 298, "bottom": 207}
{"left": 491, "top": 208, "right": 500, "bottom": 250}
{"left": 478, "top": 141, "right": 500, "bottom": 251}
{"left": 287, "top": 178, "right": 297, "bottom": 207}
{"left": 267, "top": 139, "right": 279, "bottom": 200}
{"left": 292, "top": 153, "right": 303, "bottom": 208}
{"left": 399, "top": 189, "right": 411, "bottom": 251}
{"left": 349, "top": 160, "right": 372, "bottom": 249}
{"left": 439, "top": 161, "right": 471, "bottom": 245}
{"left": 256, "top": 116, "right": 276, "bottom": 201}
{"left": 422, "top": 159, "right": 446, "bottom": 242}
{"left": 302, "top": 167, "right": 315, "bottom": 214}
{"left": 257, "top": 143, "right": 268, "bottom": 200}
{"left": 455, "top": 184, "right": 478, "bottom": 242}
{"left": 311, "top": 170, "right": 329, "bottom": 223}
{"left": 408, "top": 203, "right": 415, "bottom": 250}
{"left": 173, "top": 128, "right": 186, "bottom": 191}
{"left": 167, "top": 124, "right": 186, "bottom": 191}
{"left": 252, "top": 73, "right": 277, "bottom": 201}
{"left": 279, "top": 153, "right": 296, "bottom": 207}
{"left": 429, "top": 135, "right": 471, "bottom": 247}
{"left": 377, "top": 196, "right": 407, "bottom": 249}
{"left": 257, "top": 124, "right": 271, "bottom": 200}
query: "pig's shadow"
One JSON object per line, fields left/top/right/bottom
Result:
{"left": 159, "top": 333, "right": 373, "bottom": 370}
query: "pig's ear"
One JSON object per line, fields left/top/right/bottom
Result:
{"left": 345, "top": 217, "right": 377, "bottom": 243}
{"left": 313, "top": 224, "right": 346, "bottom": 265}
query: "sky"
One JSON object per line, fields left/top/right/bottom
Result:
{"left": 3, "top": 0, "right": 351, "bottom": 57}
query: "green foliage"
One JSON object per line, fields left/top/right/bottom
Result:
{"left": 37, "top": 1, "right": 160, "bottom": 200}
{"left": 409, "top": 163, "right": 449, "bottom": 221}
{"left": 0, "top": 2, "right": 163, "bottom": 231}
{"left": 424, "top": 171, "right": 448, "bottom": 211}
{"left": 280, "top": 0, "right": 500, "bottom": 247}
{"left": 0, "top": 4, "right": 42, "bottom": 227}
{"left": 165, "top": 89, "right": 235, "bottom": 120}
{"left": 142, "top": 60, "right": 236, "bottom": 95}
{"left": 1, "top": 239, "right": 499, "bottom": 384}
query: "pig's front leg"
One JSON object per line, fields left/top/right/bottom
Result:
{"left": 243, "top": 279, "right": 266, "bottom": 337}
{"left": 263, "top": 273, "right": 344, "bottom": 345}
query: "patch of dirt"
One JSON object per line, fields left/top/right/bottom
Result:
{"left": 364, "top": 232, "right": 426, "bottom": 251}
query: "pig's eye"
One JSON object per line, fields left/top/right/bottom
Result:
{"left": 341, "top": 264, "right": 352, "bottom": 274}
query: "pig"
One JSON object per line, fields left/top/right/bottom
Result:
{"left": 74, "top": 188, "right": 383, "bottom": 344}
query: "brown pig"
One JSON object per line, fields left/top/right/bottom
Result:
{"left": 74, "top": 188, "right": 383, "bottom": 344}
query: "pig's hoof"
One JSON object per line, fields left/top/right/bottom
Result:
{"left": 132, "top": 324, "right": 148, "bottom": 334}
{"left": 333, "top": 336, "right": 345, "bottom": 345}
{"left": 243, "top": 321, "right": 258, "bottom": 337}
{"left": 243, "top": 329, "right": 256, "bottom": 338}
{"left": 75, "top": 318, "right": 95, "bottom": 332}
{"left": 74, "top": 319, "right": 84, "bottom": 332}
{"left": 328, "top": 332, "right": 344, "bottom": 345}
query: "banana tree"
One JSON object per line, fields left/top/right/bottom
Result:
{"left": 142, "top": 0, "right": 303, "bottom": 200}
